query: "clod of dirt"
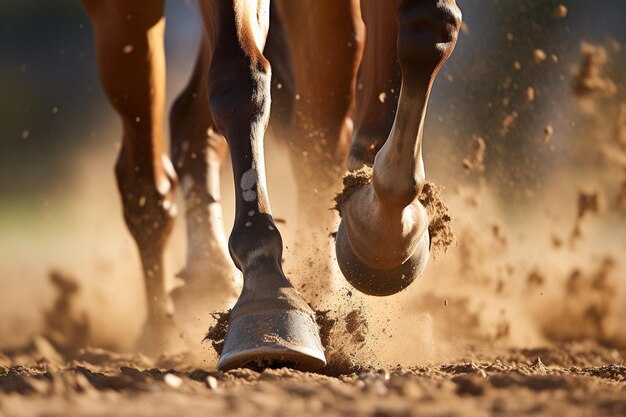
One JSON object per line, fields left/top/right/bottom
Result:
{"left": 344, "top": 310, "right": 368, "bottom": 345}
{"left": 576, "top": 190, "right": 604, "bottom": 220}
{"left": 553, "top": 5, "right": 568, "bottom": 18}
{"left": 533, "top": 49, "right": 547, "bottom": 63}
{"left": 315, "top": 310, "right": 337, "bottom": 351}
{"left": 419, "top": 183, "right": 456, "bottom": 254}
{"left": 572, "top": 43, "right": 617, "bottom": 98}
{"left": 462, "top": 136, "right": 486, "bottom": 173}
{"left": 335, "top": 168, "right": 455, "bottom": 254}
{"left": 333, "top": 167, "right": 373, "bottom": 216}
{"left": 544, "top": 125, "right": 554, "bottom": 143}
{"left": 570, "top": 190, "right": 605, "bottom": 244}
{"left": 526, "top": 269, "right": 545, "bottom": 287}
{"left": 204, "top": 310, "right": 231, "bottom": 355}
{"left": 500, "top": 111, "right": 518, "bottom": 136}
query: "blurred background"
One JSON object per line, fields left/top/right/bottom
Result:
{"left": 1, "top": 0, "right": 625, "bottom": 361}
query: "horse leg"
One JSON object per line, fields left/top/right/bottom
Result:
{"left": 348, "top": 0, "right": 402, "bottom": 171}
{"left": 169, "top": 28, "right": 241, "bottom": 322}
{"left": 336, "top": 0, "right": 462, "bottom": 295}
{"left": 83, "top": 0, "right": 179, "bottom": 351}
{"left": 200, "top": 0, "right": 325, "bottom": 371}
{"left": 272, "top": 0, "right": 364, "bottom": 304}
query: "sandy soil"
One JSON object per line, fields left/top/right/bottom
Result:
{"left": 1, "top": 339, "right": 625, "bottom": 417}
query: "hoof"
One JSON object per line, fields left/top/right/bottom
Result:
{"left": 217, "top": 308, "right": 326, "bottom": 372}
{"left": 335, "top": 220, "right": 430, "bottom": 296}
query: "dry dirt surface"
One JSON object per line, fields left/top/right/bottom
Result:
{"left": 1, "top": 340, "right": 625, "bottom": 417}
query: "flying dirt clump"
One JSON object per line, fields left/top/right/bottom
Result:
{"left": 419, "top": 183, "right": 455, "bottom": 254}
{"left": 334, "top": 167, "right": 455, "bottom": 254}
{"left": 570, "top": 190, "right": 605, "bottom": 243}
{"left": 500, "top": 111, "right": 519, "bottom": 136}
{"left": 204, "top": 310, "right": 231, "bottom": 355}
{"left": 344, "top": 309, "right": 368, "bottom": 345}
{"left": 572, "top": 43, "right": 617, "bottom": 98}
{"left": 553, "top": 4, "right": 568, "bottom": 19}
{"left": 462, "top": 136, "right": 486, "bottom": 173}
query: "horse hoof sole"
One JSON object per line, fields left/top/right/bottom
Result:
{"left": 217, "top": 308, "right": 326, "bottom": 372}
{"left": 335, "top": 220, "right": 430, "bottom": 296}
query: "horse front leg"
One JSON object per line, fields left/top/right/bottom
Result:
{"left": 201, "top": 0, "right": 326, "bottom": 371}
{"left": 337, "top": 0, "right": 462, "bottom": 295}
{"left": 169, "top": 29, "right": 241, "bottom": 329}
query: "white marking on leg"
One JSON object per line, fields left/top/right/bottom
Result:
{"left": 240, "top": 168, "right": 258, "bottom": 202}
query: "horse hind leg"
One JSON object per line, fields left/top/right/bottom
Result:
{"left": 83, "top": 0, "right": 180, "bottom": 352}
{"left": 169, "top": 28, "right": 241, "bottom": 326}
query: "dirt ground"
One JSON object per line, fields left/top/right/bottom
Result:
{"left": 1, "top": 339, "right": 625, "bottom": 417}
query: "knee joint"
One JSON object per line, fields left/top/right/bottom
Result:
{"left": 397, "top": 0, "right": 462, "bottom": 75}
{"left": 207, "top": 56, "right": 271, "bottom": 138}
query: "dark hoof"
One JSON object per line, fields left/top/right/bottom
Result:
{"left": 335, "top": 220, "right": 430, "bottom": 296}
{"left": 217, "top": 308, "right": 326, "bottom": 372}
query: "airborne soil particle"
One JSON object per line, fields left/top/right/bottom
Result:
{"left": 533, "top": 48, "right": 547, "bottom": 63}
{"left": 462, "top": 136, "right": 486, "bottom": 173}
{"left": 543, "top": 125, "right": 554, "bottom": 143}
{"left": 553, "top": 5, "right": 568, "bottom": 19}
{"left": 419, "top": 183, "right": 455, "bottom": 254}
{"left": 204, "top": 310, "right": 231, "bottom": 355}
{"left": 576, "top": 190, "right": 604, "bottom": 219}
{"left": 570, "top": 190, "right": 605, "bottom": 243}
{"left": 344, "top": 310, "right": 368, "bottom": 345}
{"left": 315, "top": 310, "right": 337, "bottom": 350}
{"left": 572, "top": 43, "right": 617, "bottom": 98}
{"left": 500, "top": 111, "right": 519, "bottom": 136}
